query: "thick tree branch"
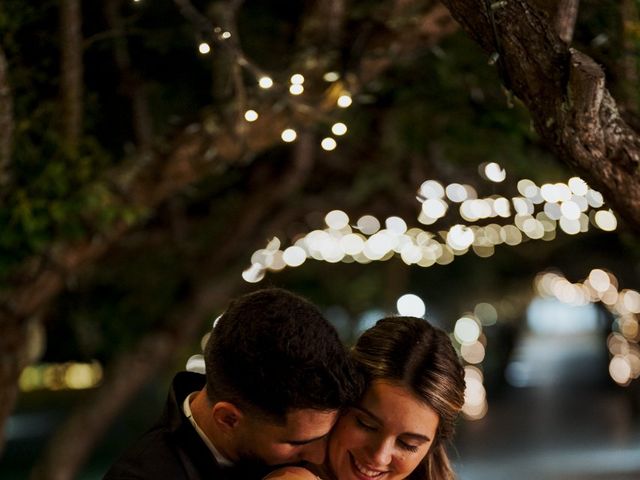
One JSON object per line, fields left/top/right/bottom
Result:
{"left": 29, "top": 134, "right": 316, "bottom": 479}
{"left": 60, "top": 0, "right": 83, "bottom": 153}
{"left": 440, "top": 0, "right": 640, "bottom": 232}
{"left": 555, "top": 0, "right": 579, "bottom": 44}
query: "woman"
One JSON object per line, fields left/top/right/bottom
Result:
{"left": 266, "top": 316, "right": 466, "bottom": 480}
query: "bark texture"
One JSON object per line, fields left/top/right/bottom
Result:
{"left": 440, "top": 0, "right": 640, "bottom": 231}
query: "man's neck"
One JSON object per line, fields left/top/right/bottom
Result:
{"left": 189, "top": 390, "right": 235, "bottom": 464}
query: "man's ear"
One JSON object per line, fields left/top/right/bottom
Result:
{"left": 211, "top": 402, "right": 244, "bottom": 433}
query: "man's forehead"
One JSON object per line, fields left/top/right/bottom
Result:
{"left": 280, "top": 408, "right": 338, "bottom": 436}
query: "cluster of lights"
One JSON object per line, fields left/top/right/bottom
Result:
{"left": 185, "top": 0, "right": 354, "bottom": 154}
{"left": 243, "top": 168, "right": 617, "bottom": 282}
{"left": 19, "top": 362, "right": 103, "bottom": 392}
{"left": 454, "top": 302, "right": 497, "bottom": 420}
{"left": 393, "top": 293, "right": 493, "bottom": 421}
{"left": 417, "top": 174, "right": 616, "bottom": 236}
{"left": 535, "top": 270, "right": 640, "bottom": 386}
{"left": 239, "top": 69, "right": 351, "bottom": 152}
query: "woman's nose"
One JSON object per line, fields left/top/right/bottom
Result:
{"left": 368, "top": 438, "right": 393, "bottom": 467}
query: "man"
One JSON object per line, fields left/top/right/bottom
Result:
{"left": 104, "top": 288, "right": 361, "bottom": 480}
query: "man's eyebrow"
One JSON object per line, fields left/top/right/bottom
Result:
{"left": 283, "top": 432, "right": 329, "bottom": 445}
{"left": 353, "top": 406, "right": 431, "bottom": 442}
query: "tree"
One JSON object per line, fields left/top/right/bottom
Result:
{"left": 0, "top": 1, "right": 638, "bottom": 476}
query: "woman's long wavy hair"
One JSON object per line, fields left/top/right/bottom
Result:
{"left": 351, "top": 316, "right": 466, "bottom": 480}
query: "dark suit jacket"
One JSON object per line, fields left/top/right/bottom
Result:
{"left": 103, "top": 371, "right": 229, "bottom": 480}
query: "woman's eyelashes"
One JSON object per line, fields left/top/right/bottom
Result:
{"left": 398, "top": 441, "right": 419, "bottom": 453}
{"left": 355, "top": 416, "right": 377, "bottom": 431}
{"left": 354, "top": 416, "right": 421, "bottom": 453}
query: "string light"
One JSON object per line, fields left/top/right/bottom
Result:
{"left": 337, "top": 94, "right": 352, "bottom": 108}
{"left": 258, "top": 76, "right": 273, "bottom": 89}
{"left": 198, "top": 42, "right": 211, "bottom": 54}
{"left": 323, "top": 71, "right": 340, "bottom": 82}
{"left": 221, "top": 31, "right": 231, "bottom": 39}
{"left": 482, "top": 162, "right": 506, "bottom": 182}
{"left": 331, "top": 122, "right": 347, "bottom": 136}
{"left": 244, "top": 109, "right": 258, "bottom": 122}
{"left": 289, "top": 84, "right": 304, "bottom": 95}
{"left": 290, "top": 73, "right": 305, "bottom": 84}
{"left": 19, "top": 362, "right": 103, "bottom": 392}
{"left": 281, "top": 128, "right": 297, "bottom": 142}
{"left": 535, "top": 269, "right": 640, "bottom": 386}
{"left": 321, "top": 137, "right": 337, "bottom": 151}
{"left": 242, "top": 172, "right": 619, "bottom": 313}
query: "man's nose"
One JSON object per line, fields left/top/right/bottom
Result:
{"left": 299, "top": 437, "right": 328, "bottom": 464}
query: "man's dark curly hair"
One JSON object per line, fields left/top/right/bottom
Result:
{"left": 204, "top": 288, "right": 362, "bottom": 422}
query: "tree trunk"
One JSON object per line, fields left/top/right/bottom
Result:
{"left": 440, "top": 0, "right": 640, "bottom": 232}
{"left": 0, "top": 44, "right": 13, "bottom": 186}
{"left": 60, "top": 0, "right": 83, "bottom": 154}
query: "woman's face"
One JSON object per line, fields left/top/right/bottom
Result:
{"left": 328, "top": 380, "right": 439, "bottom": 480}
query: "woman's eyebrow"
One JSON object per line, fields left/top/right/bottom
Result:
{"left": 401, "top": 432, "right": 431, "bottom": 443}
{"left": 354, "top": 406, "right": 431, "bottom": 442}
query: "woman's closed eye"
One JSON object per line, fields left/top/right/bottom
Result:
{"left": 397, "top": 440, "right": 419, "bottom": 453}
{"left": 355, "top": 416, "right": 377, "bottom": 431}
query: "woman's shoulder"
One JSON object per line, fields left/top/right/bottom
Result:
{"left": 263, "top": 466, "right": 322, "bottom": 480}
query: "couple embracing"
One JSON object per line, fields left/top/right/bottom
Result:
{"left": 104, "top": 288, "right": 465, "bottom": 480}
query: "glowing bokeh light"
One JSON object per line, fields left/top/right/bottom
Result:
{"left": 386, "top": 216, "right": 407, "bottom": 234}
{"left": 244, "top": 109, "right": 258, "bottom": 122}
{"left": 446, "top": 183, "right": 468, "bottom": 202}
{"left": 331, "top": 122, "right": 347, "bottom": 136}
{"left": 340, "top": 234, "right": 365, "bottom": 255}
{"left": 474, "top": 303, "right": 498, "bottom": 326}
{"left": 337, "top": 94, "right": 352, "bottom": 108}
{"left": 289, "top": 84, "right": 304, "bottom": 95}
{"left": 461, "top": 341, "right": 486, "bottom": 364}
{"left": 419, "top": 180, "right": 445, "bottom": 199}
{"left": 258, "top": 76, "right": 274, "bottom": 89}
{"left": 483, "top": 162, "right": 506, "bottom": 182}
{"left": 594, "top": 209, "right": 617, "bottom": 231}
{"left": 321, "top": 137, "right": 337, "bottom": 151}
{"left": 281, "top": 128, "right": 297, "bottom": 142}
{"left": 325, "top": 210, "right": 349, "bottom": 229}
{"left": 323, "top": 71, "right": 339, "bottom": 82}
{"left": 569, "top": 176, "right": 589, "bottom": 195}
{"left": 357, "top": 215, "right": 381, "bottom": 235}
{"left": 290, "top": 73, "right": 305, "bottom": 84}
{"left": 396, "top": 294, "right": 426, "bottom": 317}
{"left": 447, "top": 225, "right": 475, "bottom": 250}
{"left": 283, "top": 246, "right": 307, "bottom": 267}
{"left": 454, "top": 317, "right": 481, "bottom": 344}
{"left": 609, "top": 355, "right": 632, "bottom": 385}
{"left": 589, "top": 269, "right": 611, "bottom": 292}
{"left": 422, "top": 198, "right": 447, "bottom": 219}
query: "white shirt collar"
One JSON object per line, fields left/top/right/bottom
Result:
{"left": 182, "top": 392, "right": 234, "bottom": 467}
